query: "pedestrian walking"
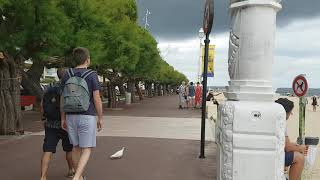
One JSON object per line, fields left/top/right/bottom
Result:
{"left": 312, "top": 96, "right": 318, "bottom": 112}
{"left": 61, "top": 47, "right": 103, "bottom": 180}
{"left": 40, "top": 68, "right": 75, "bottom": 180}
{"left": 178, "top": 81, "right": 186, "bottom": 109}
{"left": 195, "top": 82, "right": 202, "bottom": 108}
{"left": 188, "top": 82, "right": 195, "bottom": 109}
{"left": 185, "top": 84, "right": 190, "bottom": 108}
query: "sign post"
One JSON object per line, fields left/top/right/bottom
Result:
{"left": 200, "top": 0, "right": 214, "bottom": 159}
{"left": 292, "top": 74, "right": 309, "bottom": 145}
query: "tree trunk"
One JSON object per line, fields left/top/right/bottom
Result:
{"left": 117, "top": 82, "right": 126, "bottom": 96}
{"left": 145, "top": 82, "right": 150, "bottom": 97}
{"left": 158, "top": 84, "right": 162, "bottom": 96}
{"left": 163, "top": 84, "right": 168, "bottom": 96}
{"left": 135, "top": 82, "right": 143, "bottom": 100}
{"left": 145, "top": 82, "right": 153, "bottom": 98}
{"left": 101, "top": 76, "right": 108, "bottom": 99}
{"left": 127, "top": 81, "right": 136, "bottom": 103}
{"left": 149, "top": 82, "right": 154, "bottom": 97}
{"left": 0, "top": 53, "right": 23, "bottom": 135}
{"left": 21, "top": 60, "right": 44, "bottom": 102}
{"left": 154, "top": 83, "right": 159, "bottom": 96}
{"left": 107, "top": 82, "right": 117, "bottom": 108}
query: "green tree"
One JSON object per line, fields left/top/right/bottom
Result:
{"left": 0, "top": 0, "right": 189, "bottom": 133}
{"left": 92, "top": 0, "right": 140, "bottom": 104}
{"left": 0, "top": 0, "right": 71, "bottom": 134}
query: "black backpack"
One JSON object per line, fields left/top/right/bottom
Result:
{"left": 42, "top": 83, "right": 61, "bottom": 122}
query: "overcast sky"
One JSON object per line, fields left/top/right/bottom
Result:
{"left": 136, "top": 0, "right": 320, "bottom": 88}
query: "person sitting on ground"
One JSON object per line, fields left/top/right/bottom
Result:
{"left": 40, "top": 68, "right": 75, "bottom": 180}
{"left": 275, "top": 98, "right": 308, "bottom": 180}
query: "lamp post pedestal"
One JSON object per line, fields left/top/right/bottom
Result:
{"left": 216, "top": 0, "right": 286, "bottom": 179}
{"left": 216, "top": 101, "right": 286, "bottom": 180}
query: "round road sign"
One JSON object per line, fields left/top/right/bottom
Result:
{"left": 203, "top": 0, "right": 214, "bottom": 35}
{"left": 292, "top": 75, "right": 308, "bottom": 97}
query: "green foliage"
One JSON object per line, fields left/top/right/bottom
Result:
{"left": 99, "top": 0, "right": 138, "bottom": 22}
{"left": 0, "top": 0, "right": 188, "bottom": 85}
{"left": 0, "top": 0, "right": 72, "bottom": 60}
{"left": 57, "top": 0, "right": 109, "bottom": 66}
{"left": 41, "top": 77, "right": 56, "bottom": 84}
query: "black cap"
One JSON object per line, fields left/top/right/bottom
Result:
{"left": 275, "top": 98, "right": 294, "bottom": 113}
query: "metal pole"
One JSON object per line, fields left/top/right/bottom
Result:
{"left": 298, "top": 97, "right": 306, "bottom": 145}
{"left": 199, "top": 33, "right": 210, "bottom": 159}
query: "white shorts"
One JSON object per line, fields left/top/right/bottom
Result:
{"left": 66, "top": 115, "right": 97, "bottom": 148}
{"left": 188, "top": 96, "right": 195, "bottom": 99}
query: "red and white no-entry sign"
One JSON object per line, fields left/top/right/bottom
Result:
{"left": 292, "top": 75, "right": 308, "bottom": 97}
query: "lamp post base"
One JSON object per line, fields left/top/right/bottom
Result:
{"left": 215, "top": 101, "right": 286, "bottom": 180}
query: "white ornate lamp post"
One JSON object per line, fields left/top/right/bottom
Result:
{"left": 198, "top": 28, "right": 205, "bottom": 82}
{"left": 216, "top": 0, "right": 286, "bottom": 180}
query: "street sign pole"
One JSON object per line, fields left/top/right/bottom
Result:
{"left": 298, "top": 97, "right": 307, "bottom": 145}
{"left": 292, "top": 74, "right": 308, "bottom": 145}
{"left": 199, "top": 33, "right": 210, "bottom": 159}
{"left": 199, "top": 0, "right": 214, "bottom": 159}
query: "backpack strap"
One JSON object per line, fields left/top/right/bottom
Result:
{"left": 81, "top": 69, "right": 95, "bottom": 79}
{"left": 67, "top": 68, "right": 74, "bottom": 78}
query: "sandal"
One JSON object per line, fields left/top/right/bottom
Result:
{"left": 65, "top": 170, "right": 75, "bottom": 178}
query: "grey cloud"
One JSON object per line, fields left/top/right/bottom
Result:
{"left": 137, "top": 0, "right": 320, "bottom": 40}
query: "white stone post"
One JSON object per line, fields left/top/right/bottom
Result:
{"left": 216, "top": 0, "right": 286, "bottom": 180}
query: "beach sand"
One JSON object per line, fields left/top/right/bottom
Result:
{"left": 208, "top": 94, "right": 320, "bottom": 179}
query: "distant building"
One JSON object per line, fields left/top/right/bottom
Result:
{"left": 43, "top": 67, "right": 58, "bottom": 81}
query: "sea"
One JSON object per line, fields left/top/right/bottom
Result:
{"left": 275, "top": 88, "right": 320, "bottom": 97}
{"left": 208, "top": 86, "right": 320, "bottom": 97}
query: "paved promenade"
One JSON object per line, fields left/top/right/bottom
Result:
{"left": 0, "top": 95, "right": 217, "bottom": 180}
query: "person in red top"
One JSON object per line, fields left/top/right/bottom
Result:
{"left": 195, "top": 82, "right": 202, "bottom": 108}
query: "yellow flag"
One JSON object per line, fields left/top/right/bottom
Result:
{"left": 201, "top": 45, "right": 215, "bottom": 77}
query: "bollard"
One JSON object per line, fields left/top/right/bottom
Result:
{"left": 303, "top": 137, "right": 319, "bottom": 180}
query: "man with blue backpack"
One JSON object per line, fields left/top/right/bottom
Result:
{"left": 40, "top": 68, "right": 75, "bottom": 180}
{"left": 61, "top": 47, "right": 103, "bottom": 180}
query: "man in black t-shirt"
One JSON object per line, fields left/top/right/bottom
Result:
{"left": 40, "top": 68, "right": 75, "bottom": 180}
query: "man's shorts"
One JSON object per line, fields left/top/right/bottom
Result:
{"left": 285, "top": 151, "right": 294, "bottom": 167}
{"left": 188, "top": 96, "right": 195, "bottom": 99}
{"left": 43, "top": 127, "right": 73, "bottom": 153}
{"left": 66, "top": 115, "right": 97, "bottom": 148}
